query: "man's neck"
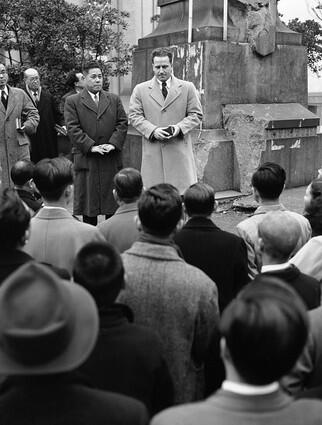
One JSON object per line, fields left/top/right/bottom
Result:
{"left": 258, "top": 198, "right": 280, "bottom": 206}
{"left": 261, "top": 255, "right": 289, "bottom": 266}
{"left": 43, "top": 200, "right": 68, "bottom": 209}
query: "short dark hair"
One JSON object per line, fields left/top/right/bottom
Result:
{"left": 33, "top": 157, "right": 73, "bottom": 201}
{"left": 114, "top": 168, "right": 143, "bottom": 202}
{"left": 184, "top": 183, "right": 215, "bottom": 217}
{"left": 82, "top": 61, "right": 101, "bottom": 75}
{"left": 220, "top": 276, "right": 308, "bottom": 385}
{"left": 251, "top": 162, "right": 286, "bottom": 200}
{"left": 305, "top": 178, "right": 322, "bottom": 216}
{"left": 65, "top": 70, "right": 82, "bottom": 90}
{"left": 151, "top": 47, "right": 173, "bottom": 64}
{"left": 73, "top": 242, "right": 124, "bottom": 308}
{"left": 10, "top": 160, "right": 35, "bottom": 186}
{"left": 0, "top": 188, "right": 30, "bottom": 249}
{"left": 138, "top": 183, "right": 182, "bottom": 237}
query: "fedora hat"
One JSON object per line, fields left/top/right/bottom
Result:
{"left": 0, "top": 262, "right": 98, "bottom": 375}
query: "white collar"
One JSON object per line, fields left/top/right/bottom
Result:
{"left": 0, "top": 86, "right": 8, "bottom": 96}
{"left": 27, "top": 86, "right": 41, "bottom": 97}
{"left": 222, "top": 380, "right": 279, "bottom": 395}
{"left": 261, "top": 262, "right": 290, "bottom": 273}
{"left": 42, "top": 205, "right": 67, "bottom": 211}
{"left": 87, "top": 90, "right": 100, "bottom": 101}
{"left": 157, "top": 77, "right": 171, "bottom": 89}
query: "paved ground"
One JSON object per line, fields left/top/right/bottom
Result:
{"left": 213, "top": 185, "right": 307, "bottom": 235}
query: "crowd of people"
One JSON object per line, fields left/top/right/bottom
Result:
{"left": 1, "top": 47, "right": 322, "bottom": 424}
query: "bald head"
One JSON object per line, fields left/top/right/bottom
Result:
{"left": 10, "top": 160, "right": 35, "bottom": 187}
{"left": 258, "top": 211, "right": 301, "bottom": 262}
{"left": 24, "top": 68, "right": 40, "bottom": 91}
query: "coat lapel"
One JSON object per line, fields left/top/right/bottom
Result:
{"left": 162, "top": 76, "right": 182, "bottom": 110}
{"left": 24, "top": 86, "right": 38, "bottom": 108}
{"left": 97, "top": 91, "right": 111, "bottom": 118}
{"left": 149, "top": 78, "right": 164, "bottom": 107}
{"left": 5, "top": 86, "right": 17, "bottom": 119}
{"left": 81, "top": 89, "right": 98, "bottom": 114}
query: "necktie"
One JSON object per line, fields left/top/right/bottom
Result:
{"left": 94, "top": 93, "right": 99, "bottom": 106}
{"left": 33, "top": 91, "right": 38, "bottom": 105}
{"left": 161, "top": 81, "right": 168, "bottom": 99}
{"left": 1, "top": 90, "right": 7, "bottom": 109}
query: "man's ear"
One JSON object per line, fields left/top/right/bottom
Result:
{"left": 252, "top": 187, "right": 260, "bottom": 202}
{"left": 258, "top": 236, "right": 265, "bottom": 254}
{"left": 220, "top": 337, "right": 231, "bottom": 362}
{"left": 113, "top": 189, "right": 118, "bottom": 202}
{"left": 65, "top": 184, "right": 73, "bottom": 199}
{"left": 135, "top": 215, "right": 142, "bottom": 231}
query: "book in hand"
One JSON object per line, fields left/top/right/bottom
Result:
{"left": 55, "top": 124, "right": 67, "bottom": 136}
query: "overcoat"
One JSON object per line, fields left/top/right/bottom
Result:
{"left": 0, "top": 86, "right": 39, "bottom": 187}
{"left": 24, "top": 87, "right": 62, "bottom": 163}
{"left": 65, "top": 89, "right": 128, "bottom": 216}
{"left": 129, "top": 76, "right": 202, "bottom": 194}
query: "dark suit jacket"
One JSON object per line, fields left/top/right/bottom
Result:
{"left": 0, "top": 374, "right": 148, "bottom": 425}
{"left": 257, "top": 264, "right": 321, "bottom": 310}
{"left": 151, "top": 388, "right": 322, "bottom": 425}
{"left": 78, "top": 304, "right": 173, "bottom": 415}
{"left": 174, "top": 216, "right": 248, "bottom": 312}
{"left": 24, "top": 87, "right": 63, "bottom": 163}
{"left": 0, "top": 249, "right": 32, "bottom": 283}
{"left": 65, "top": 89, "right": 128, "bottom": 215}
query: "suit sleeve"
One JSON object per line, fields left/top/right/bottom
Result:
{"left": 107, "top": 95, "right": 128, "bottom": 151}
{"left": 128, "top": 85, "right": 157, "bottom": 139}
{"left": 22, "top": 92, "right": 40, "bottom": 136}
{"left": 64, "top": 95, "right": 95, "bottom": 154}
{"left": 233, "top": 238, "right": 250, "bottom": 292}
{"left": 176, "top": 82, "right": 203, "bottom": 135}
{"left": 236, "top": 224, "right": 259, "bottom": 280}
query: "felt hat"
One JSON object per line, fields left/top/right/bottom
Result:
{"left": 0, "top": 262, "right": 98, "bottom": 375}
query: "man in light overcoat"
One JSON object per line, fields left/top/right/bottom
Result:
{"left": 0, "top": 63, "right": 39, "bottom": 188}
{"left": 129, "top": 47, "right": 203, "bottom": 194}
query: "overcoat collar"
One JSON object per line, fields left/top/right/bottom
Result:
{"left": 0, "top": 86, "right": 20, "bottom": 118}
{"left": 81, "top": 89, "right": 111, "bottom": 118}
{"left": 148, "top": 76, "right": 182, "bottom": 110}
{"left": 34, "top": 207, "right": 74, "bottom": 220}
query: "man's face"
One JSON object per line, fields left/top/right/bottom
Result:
{"left": 84, "top": 68, "right": 103, "bottom": 94}
{"left": 75, "top": 72, "right": 85, "bottom": 89}
{"left": 25, "top": 70, "right": 40, "bottom": 92}
{"left": 152, "top": 56, "right": 172, "bottom": 82}
{"left": 0, "top": 64, "right": 8, "bottom": 90}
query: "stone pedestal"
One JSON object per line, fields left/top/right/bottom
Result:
{"left": 128, "top": 0, "right": 321, "bottom": 193}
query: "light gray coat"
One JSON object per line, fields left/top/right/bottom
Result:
{"left": 129, "top": 76, "right": 202, "bottom": 194}
{"left": 0, "top": 86, "right": 39, "bottom": 187}
{"left": 118, "top": 241, "right": 219, "bottom": 403}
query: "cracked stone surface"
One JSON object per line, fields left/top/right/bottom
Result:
{"left": 223, "top": 106, "right": 268, "bottom": 194}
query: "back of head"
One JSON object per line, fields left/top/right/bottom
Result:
{"left": 10, "top": 160, "right": 35, "bottom": 187}
{"left": 305, "top": 178, "right": 322, "bottom": 216}
{"left": 251, "top": 162, "right": 286, "bottom": 200}
{"left": 0, "top": 262, "right": 98, "bottom": 375}
{"left": 258, "top": 211, "right": 301, "bottom": 262}
{"left": 73, "top": 242, "right": 124, "bottom": 308}
{"left": 0, "top": 188, "right": 30, "bottom": 249}
{"left": 184, "top": 182, "right": 215, "bottom": 217}
{"left": 114, "top": 168, "right": 143, "bottom": 203}
{"left": 138, "top": 183, "right": 182, "bottom": 237}
{"left": 33, "top": 157, "right": 73, "bottom": 201}
{"left": 220, "top": 276, "right": 308, "bottom": 385}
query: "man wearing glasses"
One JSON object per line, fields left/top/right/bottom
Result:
{"left": 0, "top": 63, "right": 39, "bottom": 188}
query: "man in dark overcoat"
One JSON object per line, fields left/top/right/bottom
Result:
{"left": 65, "top": 61, "right": 128, "bottom": 225}
{"left": 23, "top": 68, "right": 63, "bottom": 163}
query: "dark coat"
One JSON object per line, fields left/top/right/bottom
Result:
{"left": 15, "top": 187, "right": 43, "bottom": 213}
{"left": 0, "top": 374, "right": 148, "bottom": 425}
{"left": 174, "top": 217, "right": 249, "bottom": 312}
{"left": 24, "top": 87, "right": 62, "bottom": 163}
{"left": 0, "top": 249, "right": 32, "bottom": 283}
{"left": 78, "top": 304, "right": 174, "bottom": 415}
{"left": 65, "top": 89, "right": 128, "bottom": 216}
{"left": 257, "top": 264, "right": 321, "bottom": 310}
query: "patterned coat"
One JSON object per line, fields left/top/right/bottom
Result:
{"left": 0, "top": 86, "right": 39, "bottom": 187}
{"left": 118, "top": 241, "right": 219, "bottom": 403}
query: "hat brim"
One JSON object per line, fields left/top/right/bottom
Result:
{"left": 0, "top": 280, "right": 98, "bottom": 375}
